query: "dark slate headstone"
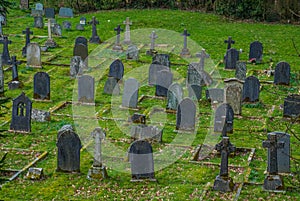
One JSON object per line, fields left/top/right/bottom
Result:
{"left": 249, "top": 41, "right": 263, "bottom": 63}
{"left": 235, "top": 61, "right": 247, "bottom": 81}
{"left": 283, "top": 94, "right": 300, "bottom": 118}
{"left": 274, "top": 61, "right": 290, "bottom": 85}
{"left": 57, "top": 125, "right": 82, "bottom": 173}
{"left": 108, "top": 59, "right": 124, "bottom": 81}
{"left": 52, "top": 24, "right": 62, "bottom": 36}
{"left": 122, "top": 78, "right": 139, "bottom": 108}
{"left": 70, "top": 56, "right": 84, "bottom": 78}
{"left": 148, "top": 62, "right": 169, "bottom": 86}
{"left": 75, "top": 36, "right": 88, "bottom": 47}
{"left": 214, "top": 103, "right": 234, "bottom": 133}
{"left": 224, "top": 48, "right": 239, "bottom": 70}
{"left": 128, "top": 140, "right": 156, "bottom": 181}
{"left": 89, "top": 16, "right": 101, "bottom": 44}
{"left": 33, "top": 72, "right": 50, "bottom": 100}
{"left": 59, "top": 7, "right": 73, "bottom": 18}
{"left": 130, "top": 125, "right": 162, "bottom": 143}
{"left": 126, "top": 45, "right": 139, "bottom": 60}
{"left": 155, "top": 70, "right": 173, "bottom": 97}
{"left": 10, "top": 56, "right": 20, "bottom": 81}
{"left": 188, "top": 84, "right": 202, "bottom": 101}
{"left": 34, "top": 16, "right": 43, "bottom": 28}
{"left": 20, "top": 0, "right": 29, "bottom": 9}
{"left": 176, "top": 98, "right": 196, "bottom": 131}
{"left": 10, "top": 92, "right": 32, "bottom": 132}
{"left": 103, "top": 77, "right": 120, "bottom": 95}
{"left": 73, "top": 43, "right": 88, "bottom": 61}
{"left": 78, "top": 75, "right": 94, "bottom": 103}
{"left": 62, "top": 21, "right": 71, "bottom": 30}
{"left": 166, "top": 83, "right": 183, "bottom": 111}
{"left": 206, "top": 88, "right": 224, "bottom": 103}
{"left": 27, "top": 43, "right": 42, "bottom": 68}
{"left": 22, "top": 27, "right": 33, "bottom": 57}
{"left": 45, "top": 8, "right": 55, "bottom": 19}
{"left": 152, "top": 54, "right": 170, "bottom": 67}
{"left": 224, "top": 79, "right": 244, "bottom": 115}
{"left": 242, "top": 76, "right": 260, "bottom": 102}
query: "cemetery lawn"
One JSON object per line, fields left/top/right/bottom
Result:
{"left": 1, "top": 7, "right": 300, "bottom": 200}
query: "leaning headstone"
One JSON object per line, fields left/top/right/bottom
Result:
{"left": 155, "top": 70, "right": 173, "bottom": 97}
{"left": 45, "top": 8, "right": 55, "bottom": 19}
{"left": 224, "top": 48, "right": 239, "bottom": 70}
{"left": 33, "top": 72, "right": 50, "bottom": 100}
{"left": 27, "top": 43, "right": 42, "bottom": 68}
{"left": 180, "top": 29, "right": 191, "bottom": 57}
{"left": 242, "top": 76, "right": 260, "bottom": 102}
{"left": 195, "top": 49, "right": 210, "bottom": 71}
{"left": 176, "top": 98, "right": 196, "bottom": 131}
{"left": 274, "top": 61, "right": 290, "bottom": 85}
{"left": 131, "top": 125, "right": 162, "bottom": 143}
{"left": 235, "top": 61, "right": 247, "bottom": 80}
{"left": 122, "top": 78, "right": 139, "bottom": 108}
{"left": 76, "top": 23, "right": 84, "bottom": 31}
{"left": 57, "top": 125, "right": 82, "bottom": 173}
{"left": 126, "top": 45, "right": 139, "bottom": 60}
{"left": 62, "top": 21, "right": 71, "bottom": 30}
{"left": 22, "top": 27, "right": 33, "bottom": 57}
{"left": 129, "top": 140, "right": 156, "bottom": 181}
{"left": 214, "top": 103, "right": 234, "bottom": 133}
{"left": 152, "top": 54, "right": 170, "bottom": 68}
{"left": 206, "top": 88, "right": 224, "bottom": 103}
{"left": 20, "top": 0, "right": 29, "bottom": 9}
{"left": 249, "top": 41, "right": 263, "bottom": 63}
{"left": 70, "top": 56, "right": 85, "bottom": 78}
{"left": 78, "top": 75, "right": 95, "bottom": 104}
{"left": 10, "top": 92, "right": 32, "bottom": 133}
{"left": 108, "top": 59, "right": 124, "bottom": 81}
{"left": 187, "top": 63, "right": 212, "bottom": 87}
{"left": 73, "top": 43, "right": 88, "bottom": 62}
{"left": 75, "top": 36, "right": 88, "bottom": 47}
{"left": 123, "top": 17, "right": 132, "bottom": 44}
{"left": 224, "top": 78, "right": 244, "bottom": 115}
{"left": 103, "top": 77, "right": 120, "bottom": 95}
{"left": 52, "top": 23, "right": 62, "bottom": 36}
{"left": 89, "top": 16, "right": 101, "bottom": 44}
{"left": 166, "top": 83, "right": 183, "bottom": 111}
{"left": 59, "top": 7, "right": 73, "bottom": 18}
{"left": 0, "top": 36, "right": 12, "bottom": 65}
{"left": 148, "top": 62, "right": 169, "bottom": 86}
{"left": 31, "top": 109, "right": 50, "bottom": 122}
{"left": 112, "top": 25, "right": 123, "bottom": 51}
{"left": 283, "top": 94, "right": 300, "bottom": 118}
{"left": 188, "top": 84, "right": 202, "bottom": 101}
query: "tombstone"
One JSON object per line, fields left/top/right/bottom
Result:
{"left": 0, "top": 36, "right": 11, "bottom": 65}
{"left": 242, "top": 76, "right": 260, "bottom": 102}
{"left": 76, "top": 23, "right": 84, "bottom": 31}
{"left": 128, "top": 140, "right": 156, "bottom": 181}
{"left": 27, "top": 43, "right": 42, "bottom": 68}
{"left": 35, "top": 3, "right": 43, "bottom": 11}
{"left": 224, "top": 48, "right": 239, "bottom": 70}
{"left": 187, "top": 63, "right": 209, "bottom": 86}
{"left": 188, "top": 84, "right": 202, "bottom": 101}
{"left": 129, "top": 113, "right": 146, "bottom": 124}
{"left": 146, "top": 31, "right": 158, "bottom": 55}
{"left": 103, "top": 77, "right": 120, "bottom": 95}
{"left": 206, "top": 88, "right": 224, "bottom": 103}
{"left": 34, "top": 16, "right": 44, "bottom": 28}
{"left": 274, "top": 62, "right": 290, "bottom": 85}
{"left": 56, "top": 125, "right": 82, "bottom": 173}
{"left": 22, "top": 27, "right": 33, "bottom": 57}
{"left": 283, "top": 94, "right": 300, "bottom": 118}
{"left": 196, "top": 49, "right": 210, "bottom": 71}
{"left": 89, "top": 16, "right": 101, "bottom": 44}
{"left": 80, "top": 17, "right": 86, "bottom": 25}
{"left": 45, "top": 8, "right": 55, "bottom": 19}
{"left": 0, "top": 15, "right": 5, "bottom": 37}
{"left": 58, "top": 7, "right": 73, "bottom": 18}
{"left": 73, "top": 43, "right": 88, "bottom": 62}
{"left": 62, "top": 21, "right": 71, "bottom": 30}
{"left": 123, "top": 17, "right": 132, "bottom": 44}
{"left": 262, "top": 133, "right": 285, "bottom": 191}
{"left": 224, "top": 79, "right": 243, "bottom": 115}
{"left": 155, "top": 70, "right": 173, "bottom": 97}
{"left": 33, "top": 72, "right": 50, "bottom": 100}
{"left": 249, "top": 41, "right": 263, "bottom": 63}
{"left": 108, "top": 59, "right": 124, "bottom": 81}
{"left": 126, "top": 45, "right": 139, "bottom": 60}
{"left": 45, "top": 19, "right": 57, "bottom": 48}
{"left": 214, "top": 103, "right": 234, "bottom": 133}
{"left": 152, "top": 54, "right": 170, "bottom": 68}
{"left": 31, "top": 109, "right": 50, "bottom": 122}
{"left": 20, "top": 0, "right": 29, "bottom": 9}
{"left": 70, "top": 56, "right": 85, "bottom": 78}
{"left": 166, "top": 83, "right": 183, "bottom": 111}
{"left": 10, "top": 92, "right": 32, "bottom": 133}
{"left": 112, "top": 25, "right": 123, "bottom": 51}
{"left": 122, "top": 78, "right": 139, "bottom": 108}
{"left": 180, "top": 29, "right": 191, "bottom": 57}
{"left": 235, "top": 61, "right": 247, "bottom": 80}
{"left": 0, "top": 59, "right": 3, "bottom": 97}
{"left": 52, "top": 24, "right": 62, "bottom": 36}
{"left": 78, "top": 75, "right": 94, "bottom": 104}
{"left": 10, "top": 56, "right": 20, "bottom": 82}
{"left": 75, "top": 36, "right": 88, "bottom": 47}
{"left": 213, "top": 137, "right": 236, "bottom": 192}
{"left": 224, "top": 36, "right": 235, "bottom": 50}
{"left": 130, "top": 125, "right": 162, "bottom": 143}
{"left": 176, "top": 98, "right": 196, "bottom": 131}
{"left": 148, "top": 62, "right": 169, "bottom": 86}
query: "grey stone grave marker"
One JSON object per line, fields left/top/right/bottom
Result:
{"left": 33, "top": 72, "right": 50, "bottom": 100}
{"left": 52, "top": 23, "right": 62, "bottom": 36}
{"left": 0, "top": 15, "right": 5, "bottom": 37}
{"left": 75, "top": 36, "right": 88, "bottom": 47}
{"left": 249, "top": 41, "right": 263, "bottom": 63}
{"left": 31, "top": 109, "right": 50, "bottom": 122}
{"left": 8, "top": 56, "right": 21, "bottom": 90}
{"left": 89, "top": 16, "right": 101, "bottom": 44}
{"left": 166, "top": 83, "right": 183, "bottom": 111}
{"left": 123, "top": 17, "right": 132, "bottom": 44}
{"left": 196, "top": 49, "right": 210, "bottom": 71}
{"left": 155, "top": 70, "right": 173, "bottom": 97}
{"left": 180, "top": 29, "right": 191, "bottom": 57}
{"left": 27, "top": 43, "right": 42, "bottom": 68}
{"left": 148, "top": 61, "right": 169, "bottom": 86}
{"left": 35, "top": 3, "right": 43, "bottom": 11}
{"left": 206, "top": 88, "right": 224, "bottom": 103}
{"left": 78, "top": 75, "right": 94, "bottom": 104}
{"left": 112, "top": 25, "right": 123, "bottom": 51}
{"left": 152, "top": 54, "right": 170, "bottom": 68}
{"left": 235, "top": 61, "right": 247, "bottom": 80}
{"left": 103, "top": 77, "right": 120, "bottom": 95}
{"left": 214, "top": 103, "right": 234, "bottom": 133}
{"left": 0, "top": 36, "right": 11, "bottom": 65}
{"left": 224, "top": 78, "right": 243, "bottom": 115}
{"left": 45, "top": 19, "right": 57, "bottom": 47}
{"left": 187, "top": 63, "right": 213, "bottom": 87}
{"left": 76, "top": 23, "right": 84, "bottom": 31}
{"left": 45, "top": 8, "right": 55, "bottom": 19}
{"left": 73, "top": 43, "right": 88, "bottom": 62}
{"left": 58, "top": 7, "right": 73, "bottom": 18}
{"left": 188, "top": 84, "right": 202, "bottom": 101}
{"left": 70, "top": 56, "right": 84, "bottom": 78}
{"left": 34, "top": 16, "right": 43, "bottom": 28}
{"left": 122, "top": 78, "right": 139, "bottom": 108}
{"left": 22, "top": 27, "right": 33, "bottom": 57}
{"left": 126, "top": 45, "right": 139, "bottom": 60}
{"left": 108, "top": 59, "right": 124, "bottom": 81}
{"left": 62, "top": 21, "right": 71, "bottom": 30}
{"left": 131, "top": 125, "right": 162, "bottom": 143}
{"left": 242, "top": 76, "right": 260, "bottom": 102}
{"left": 176, "top": 98, "right": 196, "bottom": 131}
{"left": 224, "top": 36, "right": 235, "bottom": 50}
{"left": 146, "top": 31, "right": 158, "bottom": 55}
{"left": 224, "top": 48, "right": 239, "bottom": 70}
{"left": 20, "top": 0, "right": 29, "bottom": 9}
{"left": 283, "top": 94, "right": 300, "bottom": 118}
{"left": 274, "top": 61, "right": 290, "bottom": 85}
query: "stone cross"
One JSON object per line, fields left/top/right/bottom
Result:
{"left": 196, "top": 49, "right": 210, "bottom": 71}
{"left": 44, "top": 19, "right": 57, "bottom": 47}
{"left": 123, "top": 17, "right": 132, "bottom": 44}
{"left": 149, "top": 31, "right": 158, "bottom": 51}
{"left": 91, "top": 127, "right": 106, "bottom": 167}
{"left": 224, "top": 36, "right": 235, "bottom": 50}
{"left": 181, "top": 29, "right": 190, "bottom": 50}
{"left": 10, "top": 56, "right": 21, "bottom": 81}
{"left": 47, "top": 19, "right": 52, "bottom": 40}
{"left": 0, "top": 36, "right": 12, "bottom": 65}
{"left": 114, "top": 25, "right": 123, "bottom": 45}
{"left": 89, "top": 16, "right": 101, "bottom": 43}
{"left": 22, "top": 27, "right": 33, "bottom": 56}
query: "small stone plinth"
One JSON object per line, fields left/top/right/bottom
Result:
{"left": 213, "top": 175, "right": 234, "bottom": 192}
{"left": 45, "top": 39, "right": 57, "bottom": 48}
{"left": 25, "top": 167, "right": 43, "bottom": 180}
{"left": 87, "top": 166, "right": 108, "bottom": 180}
{"left": 263, "top": 174, "right": 284, "bottom": 191}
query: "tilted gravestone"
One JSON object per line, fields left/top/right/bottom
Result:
{"left": 130, "top": 125, "right": 163, "bottom": 143}
{"left": 242, "top": 76, "right": 260, "bottom": 102}
{"left": 155, "top": 70, "right": 173, "bottom": 97}
{"left": 283, "top": 94, "right": 300, "bottom": 118}
{"left": 187, "top": 63, "right": 212, "bottom": 87}
{"left": 146, "top": 31, "right": 158, "bottom": 55}
{"left": 10, "top": 92, "right": 32, "bottom": 133}
{"left": 73, "top": 43, "right": 88, "bottom": 62}
{"left": 152, "top": 54, "right": 170, "bottom": 68}
{"left": 235, "top": 61, "right": 247, "bottom": 80}
{"left": 70, "top": 56, "right": 85, "bottom": 78}
{"left": 57, "top": 125, "right": 82, "bottom": 173}
{"left": 166, "top": 83, "right": 183, "bottom": 111}
{"left": 249, "top": 41, "right": 263, "bottom": 63}
{"left": 58, "top": 7, "right": 73, "bottom": 18}
{"left": 176, "top": 98, "right": 196, "bottom": 131}
{"left": 148, "top": 62, "right": 169, "bottom": 86}
{"left": 33, "top": 72, "right": 50, "bottom": 100}
{"left": 214, "top": 103, "right": 234, "bottom": 133}
{"left": 108, "top": 59, "right": 124, "bottom": 81}
{"left": 0, "top": 36, "right": 12, "bottom": 65}
{"left": 34, "top": 16, "right": 43, "bottom": 28}
{"left": 128, "top": 140, "right": 156, "bottom": 181}
{"left": 274, "top": 61, "right": 290, "bottom": 85}
{"left": 188, "top": 84, "right": 202, "bottom": 101}
{"left": 224, "top": 48, "right": 239, "bottom": 70}
{"left": 27, "top": 43, "right": 42, "bottom": 68}
{"left": 122, "top": 78, "right": 139, "bottom": 108}
{"left": 103, "top": 77, "right": 120, "bottom": 95}
{"left": 78, "top": 75, "right": 94, "bottom": 104}
{"left": 224, "top": 78, "right": 243, "bottom": 115}
{"left": 126, "top": 45, "right": 139, "bottom": 60}
{"left": 206, "top": 88, "right": 224, "bottom": 103}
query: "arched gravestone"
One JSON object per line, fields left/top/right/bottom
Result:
{"left": 73, "top": 43, "right": 88, "bottom": 61}
{"left": 148, "top": 61, "right": 169, "bottom": 86}
{"left": 214, "top": 103, "right": 234, "bottom": 133}
{"left": 78, "top": 75, "right": 94, "bottom": 103}
{"left": 75, "top": 36, "right": 88, "bottom": 47}
{"left": 122, "top": 78, "right": 139, "bottom": 108}
{"left": 224, "top": 79, "right": 243, "bottom": 115}
{"left": 56, "top": 125, "right": 82, "bottom": 173}
{"left": 128, "top": 140, "right": 156, "bottom": 181}
{"left": 155, "top": 70, "right": 173, "bottom": 97}
{"left": 249, "top": 41, "right": 263, "bottom": 63}
{"left": 166, "top": 83, "right": 183, "bottom": 111}
{"left": 242, "top": 76, "right": 260, "bottom": 102}
{"left": 26, "top": 43, "right": 42, "bottom": 68}
{"left": 33, "top": 72, "right": 50, "bottom": 100}
{"left": 274, "top": 61, "right": 290, "bottom": 85}
{"left": 176, "top": 98, "right": 196, "bottom": 131}
{"left": 224, "top": 48, "right": 239, "bottom": 70}
{"left": 108, "top": 59, "right": 124, "bottom": 81}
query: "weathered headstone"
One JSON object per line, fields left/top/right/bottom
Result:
{"left": 10, "top": 92, "right": 32, "bottom": 133}
{"left": 126, "top": 45, "right": 139, "bottom": 60}
{"left": 224, "top": 48, "right": 239, "bottom": 70}
{"left": 242, "top": 76, "right": 260, "bottom": 102}
{"left": 146, "top": 31, "right": 158, "bottom": 55}
{"left": 0, "top": 36, "right": 11, "bottom": 65}
{"left": 123, "top": 17, "right": 132, "bottom": 44}
{"left": 249, "top": 41, "right": 263, "bottom": 63}
{"left": 70, "top": 56, "right": 85, "bottom": 78}
{"left": 235, "top": 61, "right": 247, "bottom": 81}
{"left": 33, "top": 72, "right": 50, "bottom": 100}
{"left": 62, "top": 21, "right": 71, "bottom": 30}
{"left": 57, "top": 125, "right": 82, "bottom": 173}
{"left": 283, "top": 94, "right": 300, "bottom": 118}
{"left": 0, "top": 15, "right": 5, "bottom": 36}
{"left": 35, "top": 3, "right": 43, "bottom": 11}
{"left": 10, "top": 56, "right": 20, "bottom": 81}
{"left": 75, "top": 36, "right": 88, "bottom": 47}
{"left": 108, "top": 59, "right": 124, "bottom": 81}
{"left": 112, "top": 25, "right": 123, "bottom": 51}
{"left": 180, "top": 29, "right": 191, "bottom": 57}
{"left": 131, "top": 125, "right": 162, "bottom": 143}
{"left": 214, "top": 103, "right": 234, "bottom": 133}
{"left": 76, "top": 23, "right": 84, "bottom": 31}
{"left": 22, "top": 27, "right": 33, "bottom": 57}
{"left": 31, "top": 109, "right": 50, "bottom": 122}
{"left": 129, "top": 140, "right": 156, "bottom": 181}
{"left": 58, "top": 7, "right": 73, "bottom": 18}
{"left": 103, "top": 77, "right": 120, "bottom": 95}
{"left": 122, "top": 78, "right": 139, "bottom": 108}
{"left": 224, "top": 36, "right": 235, "bottom": 50}
{"left": 78, "top": 75, "right": 95, "bottom": 104}
{"left": 89, "top": 16, "right": 101, "bottom": 44}
{"left": 148, "top": 62, "right": 169, "bottom": 86}
{"left": 166, "top": 83, "right": 183, "bottom": 111}
{"left": 274, "top": 61, "right": 290, "bottom": 85}
{"left": 20, "top": 0, "right": 29, "bottom": 9}
{"left": 224, "top": 79, "right": 243, "bottom": 115}
{"left": 73, "top": 43, "right": 88, "bottom": 62}
{"left": 45, "top": 8, "right": 55, "bottom": 19}
{"left": 34, "top": 16, "right": 43, "bottom": 28}
{"left": 206, "top": 88, "right": 224, "bottom": 103}
{"left": 196, "top": 49, "right": 209, "bottom": 71}
{"left": 52, "top": 23, "right": 62, "bottom": 36}
{"left": 155, "top": 70, "right": 173, "bottom": 97}
{"left": 27, "top": 43, "right": 42, "bottom": 68}
{"left": 152, "top": 54, "right": 170, "bottom": 68}
{"left": 176, "top": 98, "right": 196, "bottom": 131}
{"left": 188, "top": 84, "right": 202, "bottom": 101}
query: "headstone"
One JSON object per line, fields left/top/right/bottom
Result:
{"left": 78, "top": 75, "right": 95, "bottom": 104}
{"left": 45, "top": 19, "right": 57, "bottom": 48}
{"left": 10, "top": 92, "right": 32, "bottom": 133}
{"left": 10, "top": 56, "right": 20, "bottom": 81}
{"left": 103, "top": 77, "right": 120, "bottom": 95}
{"left": 31, "top": 109, "right": 50, "bottom": 122}
{"left": 129, "top": 113, "right": 146, "bottom": 124}
{"left": 25, "top": 167, "right": 43, "bottom": 180}
{"left": 27, "top": 43, "right": 42, "bottom": 68}
{"left": 206, "top": 88, "right": 224, "bottom": 103}
{"left": 62, "top": 21, "right": 71, "bottom": 30}
{"left": 126, "top": 45, "right": 139, "bottom": 60}
{"left": 224, "top": 48, "right": 239, "bottom": 70}
{"left": 56, "top": 125, "right": 82, "bottom": 173}
{"left": 22, "top": 27, "right": 33, "bottom": 57}
{"left": 155, "top": 70, "right": 173, "bottom": 97}
{"left": 35, "top": 3, "right": 43, "bottom": 11}
{"left": 112, "top": 25, "right": 123, "bottom": 51}
{"left": 283, "top": 94, "right": 300, "bottom": 118}
{"left": 214, "top": 103, "right": 234, "bottom": 133}
{"left": 224, "top": 79, "right": 243, "bottom": 115}
{"left": 0, "top": 15, "right": 5, "bottom": 36}
{"left": 123, "top": 17, "right": 132, "bottom": 44}
{"left": 34, "top": 16, "right": 44, "bottom": 28}
{"left": 122, "top": 78, "right": 139, "bottom": 108}
{"left": 45, "top": 8, "right": 55, "bottom": 19}
{"left": 31, "top": 9, "right": 43, "bottom": 17}
{"left": 108, "top": 59, "right": 124, "bottom": 81}
{"left": 58, "top": 7, "right": 73, "bottom": 18}
{"left": 75, "top": 36, "right": 88, "bottom": 47}
{"left": 196, "top": 49, "right": 210, "bottom": 71}
{"left": 188, "top": 84, "right": 202, "bottom": 101}
{"left": 242, "top": 76, "right": 260, "bottom": 102}
{"left": 187, "top": 63, "right": 213, "bottom": 87}
{"left": 166, "top": 83, "right": 183, "bottom": 111}
{"left": 80, "top": 17, "right": 86, "bottom": 25}
{"left": 52, "top": 24, "right": 62, "bottom": 36}
{"left": 274, "top": 61, "right": 290, "bottom": 85}
{"left": 146, "top": 31, "right": 158, "bottom": 55}
{"left": 33, "top": 72, "right": 50, "bottom": 100}
{"left": 70, "top": 56, "right": 85, "bottom": 78}
{"left": 148, "top": 62, "right": 169, "bottom": 86}
{"left": 131, "top": 125, "right": 162, "bottom": 143}
{"left": 129, "top": 140, "right": 156, "bottom": 181}
{"left": 20, "top": 0, "right": 29, "bottom": 9}
{"left": 224, "top": 36, "right": 235, "bottom": 50}
{"left": 235, "top": 61, "right": 247, "bottom": 80}
{"left": 89, "top": 16, "right": 101, "bottom": 44}
{"left": 249, "top": 41, "right": 263, "bottom": 63}
{"left": 152, "top": 54, "right": 170, "bottom": 68}
{"left": 73, "top": 43, "right": 88, "bottom": 61}
{"left": 0, "top": 59, "right": 4, "bottom": 97}
{"left": 180, "top": 29, "right": 191, "bottom": 57}
{"left": 176, "top": 98, "right": 196, "bottom": 131}
{"left": 0, "top": 36, "right": 11, "bottom": 65}
{"left": 76, "top": 23, "right": 84, "bottom": 31}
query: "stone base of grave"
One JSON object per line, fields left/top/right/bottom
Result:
{"left": 112, "top": 44, "right": 123, "bottom": 52}
{"left": 180, "top": 48, "right": 191, "bottom": 57}
{"left": 25, "top": 167, "right": 44, "bottom": 180}
{"left": 45, "top": 38, "right": 57, "bottom": 48}
{"left": 263, "top": 174, "right": 284, "bottom": 191}
{"left": 213, "top": 175, "right": 235, "bottom": 192}
{"left": 87, "top": 166, "right": 108, "bottom": 180}
{"left": 146, "top": 49, "right": 157, "bottom": 56}
{"left": 89, "top": 36, "right": 101, "bottom": 44}
{"left": 8, "top": 81, "right": 22, "bottom": 90}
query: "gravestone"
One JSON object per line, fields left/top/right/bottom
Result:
{"left": 180, "top": 29, "right": 191, "bottom": 57}
{"left": 187, "top": 63, "right": 213, "bottom": 87}
{"left": 155, "top": 70, "right": 173, "bottom": 97}
{"left": 58, "top": 7, "right": 73, "bottom": 18}
{"left": 224, "top": 48, "right": 239, "bottom": 70}
{"left": 62, "top": 21, "right": 71, "bottom": 30}
{"left": 249, "top": 41, "right": 263, "bottom": 63}
{"left": 78, "top": 75, "right": 94, "bottom": 104}
{"left": 0, "top": 36, "right": 11, "bottom": 65}
{"left": 80, "top": 17, "right": 86, "bottom": 25}
{"left": 0, "top": 60, "right": 3, "bottom": 97}
{"left": 274, "top": 61, "right": 290, "bottom": 85}
{"left": 57, "top": 125, "right": 82, "bottom": 173}
{"left": 224, "top": 36, "right": 235, "bottom": 50}
{"left": 235, "top": 61, "right": 247, "bottom": 80}
{"left": 166, "top": 83, "right": 183, "bottom": 111}
{"left": 10, "top": 56, "right": 20, "bottom": 81}
{"left": 108, "top": 59, "right": 124, "bottom": 81}
{"left": 33, "top": 72, "right": 50, "bottom": 100}
{"left": 214, "top": 103, "right": 234, "bottom": 133}
{"left": 0, "top": 15, "right": 5, "bottom": 36}
{"left": 122, "top": 78, "right": 139, "bottom": 108}
{"left": 128, "top": 140, "right": 156, "bottom": 181}
{"left": 224, "top": 79, "right": 243, "bottom": 115}
{"left": 206, "top": 88, "right": 224, "bottom": 103}
{"left": 73, "top": 43, "right": 88, "bottom": 61}
{"left": 20, "top": 0, "right": 29, "bottom": 9}
{"left": 70, "top": 56, "right": 85, "bottom": 78}
{"left": 76, "top": 23, "right": 84, "bottom": 31}
{"left": 45, "top": 19, "right": 57, "bottom": 48}
{"left": 126, "top": 45, "right": 139, "bottom": 60}
{"left": 31, "top": 109, "right": 50, "bottom": 122}
{"left": 27, "top": 43, "right": 42, "bottom": 68}
{"left": 103, "top": 77, "right": 120, "bottom": 95}
{"left": 188, "top": 84, "right": 202, "bottom": 101}
{"left": 22, "top": 27, "right": 33, "bottom": 57}
{"left": 283, "top": 94, "right": 300, "bottom": 118}
{"left": 45, "top": 8, "right": 55, "bottom": 19}
{"left": 34, "top": 16, "right": 43, "bottom": 28}
{"left": 35, "top": 3, "right": 43, "bottom": 11}
{"left": 176, "top": 98, "right": 196, "bottom": 131}
{"left": 131, "top": 125, "right": 162, "bottom": 143}
{"left": 52, "top": 24, "right": 62, "bottom": 36}
{"left": 89, "top": 16, "right": 101, "bottom": 44}
{"left": 152, "top": 54, "right": 170, "bottom": 68}
{"left": 112, "top": 25, "right": 123, "bottom": 51}
{"left": 148, "top": 62, "right": 169, "bottom": 86}
{"left": 75, "top": 36, "right": 88, "bottom": 47}
{"left": 242, "top": 76, "right": 260, "bottom": 102}
{"left": 129, "top": 113, "right": 146, "bottom": 124}
{"left": 196, "top": 49, "right": 210, "bottom": 71}
{"left": 146, "top": 31, "right": 158, "bottom": 55}
{"left": 123, "top": 17, "right": 132, "bottom": 44}
{"left": 10, "top": 92, "right": 32, "bottom": 133}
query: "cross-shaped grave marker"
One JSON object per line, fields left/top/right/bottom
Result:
{"left": 0, "top": 36, "right": 12, "bottom": 65}
{"left": 196, "top": 49, "right": 210, "bottom": 71}
{"left": 89, "top": 16, "right": 101, "bottom": 44}
{"left": 123, "top": 17, "right": 132, "bottom": 44}
{"left": 224, "top": 36, "right": 235, "bottom": 50}
{"left": 112, "top": 25, "right": 123, "bottom": 51}
{"left": 22, "top": 27, "right": 33, "bottom": 56}
{"left": 180, "top": 29, "right": 191, "bottom": 57}
{"left": 146, "top": 31, "right": 158, "bottom": 55}
{"left": 44, "top": 19, "right": 57, "bottom": 47}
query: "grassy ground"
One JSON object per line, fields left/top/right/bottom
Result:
{"left": 0, "top": 6, "right": 300, "bottom": 201}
